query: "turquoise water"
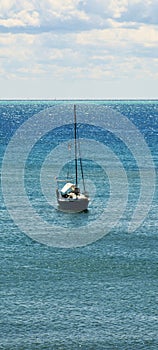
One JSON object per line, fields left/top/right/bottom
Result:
{"left": 0, "top": 101, "right": 158, "bottom": 349}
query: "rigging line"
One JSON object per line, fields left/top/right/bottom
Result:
{"left": 77, "top": 125, "right": 86, "bottom": 193}
{"left": 67, "top": 142, "right": 72, "bottom": 180}
{"left": 74, "top": 105, "right": 78, "bottom": 187}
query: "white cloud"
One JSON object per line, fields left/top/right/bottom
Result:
{"left": 0, "top": 11, "right": 39, "bottom": 28}
{"left": 0, "top": 0, "right": 157, "bottom": 98}
{"left": 0, "top": 0, "right": 157, "bottom": 33}
{"left": 78, "top": 0, "right": 128, "bottom": 19}
{"left": 76, "top": 25, "right": 158, "bottom": 50}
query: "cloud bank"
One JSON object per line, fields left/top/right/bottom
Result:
{"left": 0, "top": 0, "right": 158, "bottom": 98}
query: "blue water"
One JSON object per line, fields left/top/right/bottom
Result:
{"left": 0, "top": 100, "right": 158, "bottom": 349}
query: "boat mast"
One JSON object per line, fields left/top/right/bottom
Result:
{"left": 74, "top": 105, "right": 78, "bottom": 187}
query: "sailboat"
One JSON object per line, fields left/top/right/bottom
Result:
{"left": 56, "top": 105, "right": 89, "bottom": 212}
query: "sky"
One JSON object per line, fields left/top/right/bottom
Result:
{"left": 0, "top": 0, "right": 158, "bottom": 99}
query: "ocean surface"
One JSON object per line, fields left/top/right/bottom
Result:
{"left": 0, "top": 100, "right": 158, "bottom": 349}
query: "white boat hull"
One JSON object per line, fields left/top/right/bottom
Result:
{"left": 57, "top": 195, "right": 89, "bottom": 213}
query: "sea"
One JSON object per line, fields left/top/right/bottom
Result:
{"left": 0, "top": 100, "right": 158, "bottom": 349}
